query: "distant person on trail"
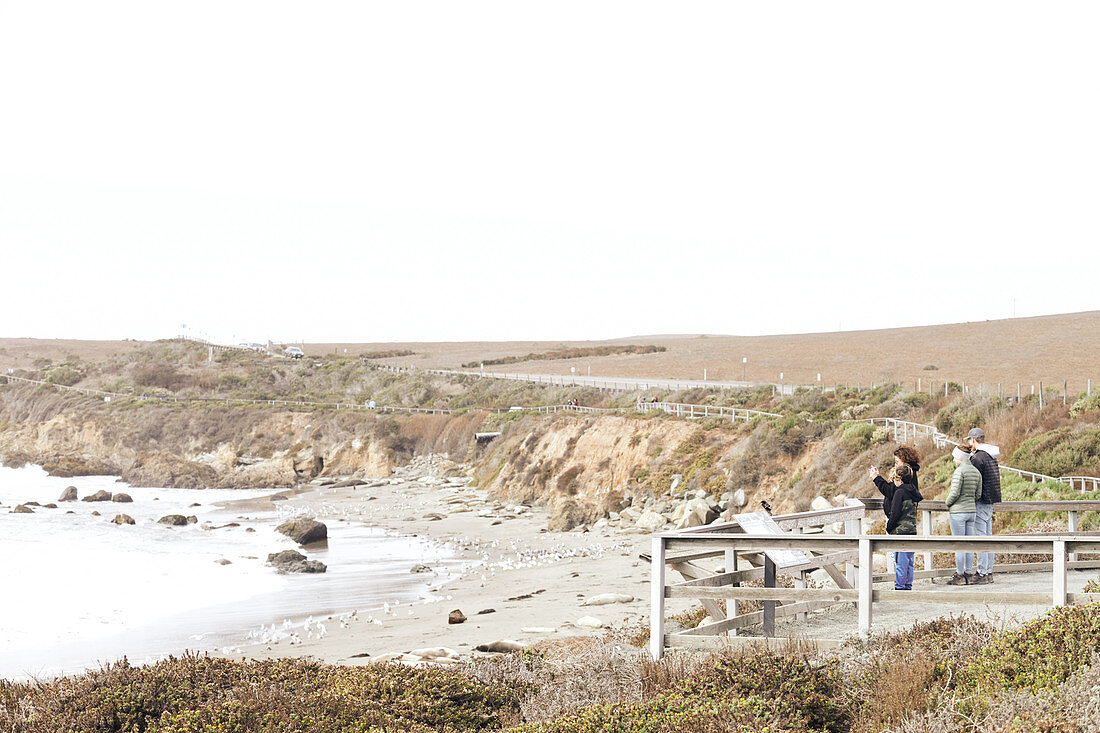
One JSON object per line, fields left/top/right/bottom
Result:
{"left": 967, "top": 427, "right": 1001, "bottom": 584}
{"left": 945, "top": 444, "right": 982, "bottom": 585}
{"left": 867, "top": 463, "right": 922, "bottom": 590}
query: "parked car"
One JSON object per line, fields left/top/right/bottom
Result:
{"left": 285, "top": 346, "right": 304, "bottom": 359}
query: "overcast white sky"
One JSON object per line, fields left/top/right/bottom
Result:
{"left": 1, "top": 2, "right": 1097, "bottom": 344}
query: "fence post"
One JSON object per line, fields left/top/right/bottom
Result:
{"left": 921, "top": 510, "right": 933, "bottom": 578}
{"left": 1053, "top": 539, "right": 1067, "bottom": 608}
{"left": 650, "top": 536, "right": 666, "bottom": 660}
{"left": 858, "top": 537, "right": 873, "bottom": 637}
{"left": 1040, "top": 381, "right": 1044, "bottom": 410}
{"left": 763, "top": 556, "right": 777, "bottom": 637}
{"left": 1068, "top": 512, "right": 1079, "bottom": 563}
{"left": 845, "top": 519, "right": 860, "bottom": 588}
{"left": 725, "top": 547, "right": 739, "bottom": 637}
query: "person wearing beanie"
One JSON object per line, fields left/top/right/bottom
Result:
{"left": 967, "top": 427, "right": 1001, "bottom": 584}
{"left": 945, "top": 444, "right": 983, "bottom": 585}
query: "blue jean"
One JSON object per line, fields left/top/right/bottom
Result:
{"left": 975, "top": 503, "right": 994, "bottom": 575}
{"left": 949, "top": 512, "right": 978, "bottom": 575}
{"left": 895, "top": 551, "right": 914, "bottom": 590}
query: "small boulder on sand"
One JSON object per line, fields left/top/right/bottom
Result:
{"left": 276, "top": 518, "right": 328, "bottom": 545}
{"left": 474, "top": 640, "right": 526, "bottom": 653}
{"left": 580, "top": 593, "right": 634, "bottom": 606}
{"left": 576, "top": 616, "right": 605, "bottom": 629}
{"left": 157, "top": 514, "right": 189, "bottom": 526}
{"left": 448, "top": 609, "right": 467, "bottom": 625}
{"left": 111, "top": 514, "right": 136, "bottom": 525}
{"left": 58, "top": 486, "right": 78, "bottom": 502}
{"left": 13, "top": 504, "right": 34, "bottom": 513}
{"left": 82, "top": 490, "right": 113, "bottom": 503}
{"left": 112, "top": 493, "right": 133, "bottom": 503}
{"left": 266, "top": 550, "right": 327, "bottom": 574}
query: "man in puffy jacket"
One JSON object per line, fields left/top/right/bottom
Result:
{"left": 967, "top": 427, "right": 1001, "bottom": 584}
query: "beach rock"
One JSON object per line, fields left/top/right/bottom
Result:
{"left": 43, "top": 503, "right": 57, "bottom": 509}
{"left": 410, "top": 564, "right": 432, "bottom": 573}
{"left": 581, "top": 593, "right": 634, "bottom": 607}
{"left": 40, "top": 455, "right": 116, "bottom": 478}
{"left": 448, "top": 609, "right": 467, "bottom": 625}
{"left": 474, "top": 640, "right": 526, "bottom": 653}
{"left": 24, "top": 501, "right": 41, "bottom": 506}
{"left": 276, "top": 518, "right": 328, "bottom": 545}
{"left": 671, "top": 498, "right": 718, "bottom": 529}
{"left": 731, "top": 489, "right": 747, "bottom": 508}
{"left": 112, "top": 493, "right": 133, "bottom": 503}
{"left": 13, "top": 504, "right": 34, "bottom": 513}
{"left": 266, "top": 550, "right": 327, "bottom": 574}
{"left": 669, "top": 474, "right": 684, "bottom": 494}
{"left": 59, "top": 486, "right": 78, "bottom": 502}
{"left": 635, "top": 509, "right": 667, "bottom": 532}
{"left": 82, "top": 490, "right": 113, "bottom": 503}
{"left": 91, "top": 510, "right": 101, "bottom": 516}
{"left": 111, "top": 514, "right": 136, "bottom": 525}
{"left": 158, "top": 514, "right": 190, "bottom": 526}
{"left": 576, "top": 616, "right": 605, "bottom": 629}
{"left": 269, "top": 493, "right": 289, "bottom": 501}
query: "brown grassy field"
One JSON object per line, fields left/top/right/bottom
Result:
{"left": 3, "top": 310, "right": 1098, "bottom": 391}
{"left": 314, "top": 310, "right": 1100, "bottom": 391}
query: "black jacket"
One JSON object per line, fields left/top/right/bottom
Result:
{"left": 875, "top": 462, "right": 921, "bottom": 517}
{"left": 876, "top": 480, "right": 921, "bottom": 535}
{"left": 971, "top": 450, "right": 1002, "bottom": 504}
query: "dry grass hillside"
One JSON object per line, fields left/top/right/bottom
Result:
{"left": 304, "top": 310, "right": 1100, "bottom": 389}
{"left": 4, "top": 310, "right": 1098, "bottom": 389}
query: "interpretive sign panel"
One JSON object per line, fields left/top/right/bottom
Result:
{"left": 732, "top": 511, "right": 810, "bottom": 568}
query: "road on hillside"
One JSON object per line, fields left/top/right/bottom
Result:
{"left": 426, "top": 369, "right": 808, "bottom": 395}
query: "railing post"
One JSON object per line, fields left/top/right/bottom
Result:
{"left": 1053, "top": 539, "right": 1067, "bottom": 608}
{"left": 858, "top": 537, "right": 873, "bottom": 637}
{"left": 845, "top": 519, "right": 860, "bottom": 588}
{"left": 1068, "top": 512, "right": 1079, "bottom": 563}
{"left": 650, "top": 536, "right": 666, "bottom": 660}
{"left": 763, "top": 556, "right": 777, "bottom": 637}
{"left": 921, "top": 510, "right": 933, "bottom": 579}
{"left": 724, "top": 547, "right": 738, "bottom": 637}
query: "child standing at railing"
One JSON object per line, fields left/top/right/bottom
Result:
{"left": 868, "top": 463, "right": 922, "bottom": 590}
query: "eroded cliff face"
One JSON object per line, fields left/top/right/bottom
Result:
{"left": 473, "top": 414, "right": 769, "bottom": 529}
{"left": 0, "top": 386, "right": 485, "bottom": 488}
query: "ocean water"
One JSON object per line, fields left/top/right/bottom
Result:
{"left": 0, "top": 465, "right": 461, "bottom": 681}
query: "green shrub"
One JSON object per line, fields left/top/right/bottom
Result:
{"left": 44, "top": 366, "right": 81, "bottom": 387}
{"left": 1011, "top": 426, "right": 1100, "bottom": 477}
{"left": 840, "top": 421, "right": 876, "bottom": 453}
{"left": 1070, "top": 390, "right": 1100, "bottom": 418}
{"left": 902, "top": 392, "right": 931, "bottom": 408}
{"left": 956, "top": 604, "right": 1100, "bottom": 699}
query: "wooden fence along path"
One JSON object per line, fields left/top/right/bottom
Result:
{"left": 649, "top": 501, "right": 1100, "bottom": 659}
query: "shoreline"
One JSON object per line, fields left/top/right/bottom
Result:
{"left": 212, "top": 459, "right": 653, "bottom": 666}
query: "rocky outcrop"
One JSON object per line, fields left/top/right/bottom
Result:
{"left": 448, "top": 609, "right": 467, "bottom": 624}
{"left": 123, "top": 453, "right": 218, "bottom": 489}
{"left": 266, "top": 550, "right": 326, "bottom": 574}
{"left": 58, "top": 486, "right": 78, "bottom": 502}
{"left": 111, "top": 514, "right": 136, "bottom": 525}
{"left": 157, "top": 514, "right": 194, "bottom": 526}
{"left": 276, "top": 518, "right": 328, "bottom": 545}
{"left": 112, "top": 493, "right": 133, "bottom": 503}
{"left": 82, "top": 490, "right": 113, "bottom": 502}
{"left": 13, "top": 504, "right": 34, "bottom": 513}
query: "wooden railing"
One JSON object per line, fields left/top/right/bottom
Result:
{"left": 634, "top": 400, "right": 781, "bottom": 422}
{"left": 649, "top": 499, "right": 1100, "bottom": 659}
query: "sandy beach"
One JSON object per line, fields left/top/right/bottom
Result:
{"left": 217, "top": 459, "right": 654, "bottom": 665}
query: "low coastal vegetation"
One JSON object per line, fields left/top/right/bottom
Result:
{"left": 460, "top": 344, "right": 667, "bottom": 369}
{"left": 6, "top": 606, "right": 1100, "bottom": 731}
